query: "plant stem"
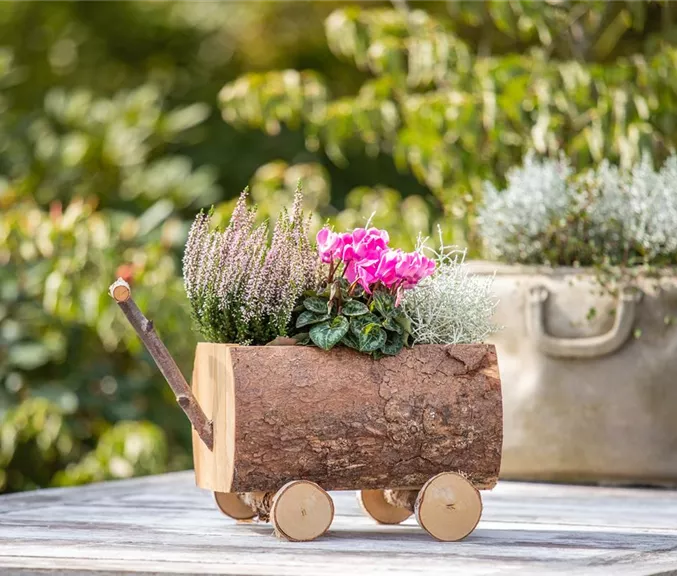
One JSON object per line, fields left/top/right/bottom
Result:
{"left": 327, "top": 260, "right": 336, "bottom": 284}
{"left": 108, "top": 278, "right": 214, "bottom": 451}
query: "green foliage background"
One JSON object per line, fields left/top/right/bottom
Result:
{"left": 2, "top": 0, "right": 676, "bottom": 492}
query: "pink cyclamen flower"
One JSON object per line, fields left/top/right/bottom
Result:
{"left": 374, "top": 249, "right": 401, "bottom": 287}
{"left": 352, "top": 227, "right": 390, "bottom": 261}
{"left": 345, "top": 257, "right": 380, "bottom": 293}
{"left": 343, "top": 227, "right": 391, "bottom": 293}
{"left": 395, "top": 251, "right": 436, "bottom": 288}
{"left": 316, "top": 227, "right": 345, "bottom": 263}
{"left": 338, "top": 232, "right": 356, "bottom": 262}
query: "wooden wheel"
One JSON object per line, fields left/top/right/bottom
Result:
{"left": 213, "top": 492, "right": 256, "bottom": 520}
{"left": 415, "top": 472, "right": 482, "bottom": 542}
{"left": 270, "top": 480, "right": 334, "bottom": 541}
{"left": 358, "top": 490, "right": 413, "bottom": 524}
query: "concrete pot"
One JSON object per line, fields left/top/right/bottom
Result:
{"left": 468, "top": 262, "right": 677, "bottom": 486}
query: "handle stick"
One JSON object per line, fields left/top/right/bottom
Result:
{"left": 109, "top": 278, "right": 213, "bottom": 451}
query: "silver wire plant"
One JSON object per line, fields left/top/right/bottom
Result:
{"left": 477, "top": 151, "right": 575, "bottom": 263}
{"left": 403, "top": 232, "right": 499, "bottom": 345}
{"left": 477, "top": 151, "right": 677, "bottom": 269}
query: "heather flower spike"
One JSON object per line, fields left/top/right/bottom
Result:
{"left": 183, "top": 187, "right": 321, "bottom": 345}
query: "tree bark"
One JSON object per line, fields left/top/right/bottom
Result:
{"left": 384, "top": 489, "right": 418, "bottom": 511}
{"left": 240, "top": 492, "right": 275, "bottom": 522}
{"left": 109, "top": 278, "right": 213, "bottom": 451}
{"left": 193, "top": 343, "right": 502, "bottom": 493}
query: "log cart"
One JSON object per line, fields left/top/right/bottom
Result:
{"left": 110, "top": 279, "right": 503, "bottom": 542}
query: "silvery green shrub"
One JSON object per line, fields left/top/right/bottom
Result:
{"left": 478, "top": 152, "right": 677, "bottom": 268}
{"left": 478, "top": 152, "right": 574, "bottom": 263}
{"left": 403, "top": 237, "right": 499, "bottom": 345}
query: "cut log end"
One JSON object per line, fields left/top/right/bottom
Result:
{"left": 213, "top": 492, "right": 256, "bottom": 521}
{"left": 358, "top": 490, "right": 413, "bottom": 524}
{"left": 109, "top": 278, "right": 131, "bottom": 303}
{"left": 271, "top": 481, "right": 334, "bottom": 542}
{"left": 415, "top": 472, "right": 483, "bottom": 542}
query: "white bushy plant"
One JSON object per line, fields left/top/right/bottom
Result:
{"left": 587, "top": 155, "right": 677, "bottom": 261}
{"left": 477, "top": 151, "right": 574, "bottom": 263}
{"left": 403, "top": 236, "right": 499, "bottom": 345}
{"left": 478, "top": 152, "right": 677, "bottom": 267}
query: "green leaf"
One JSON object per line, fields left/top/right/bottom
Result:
{"left": 292, "top": 332, "right": 310, "bottom": 344}
{"left": 309, "top": 316, "right": 349, "bottom": 350}
{"left": 381, "top": 331, "right": 405, "bottom": 356}
{"left": 296, "top": 310, "right": 330, "bottom": 328}
{"left": 394, "top": 314, "right": 412, "bottom": 336}
{"left": 371, "top": 290, "right": 395, "bottom": 318}
{"left": 342, "top": 300, "right": 370, "bottom": 316}
{"left": 341, "top": 331, "right": 360, "bottom": 350}
{"left": 350, "top": 314, "right": 380, "bottom": 336}
{"left": 358, "top": 324, "right": 387, "bottom": 353}
{"left": 383, "top": 316, "right": 403, "bottom": 333}
{"left": 304, "top": 296, "right": 330, "bottom": 314}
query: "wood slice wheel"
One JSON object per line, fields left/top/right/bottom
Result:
{"left": 415, "top": 472, "right": 482, "bottom": 542}
{"left": 271, "top": 480, "right": 334, "bottom": 542}
{"left": 213, "top": 492, "right": 256, "bottom": 520}
{"left": 358, "top": 490, "right": 413, "bottom": 524}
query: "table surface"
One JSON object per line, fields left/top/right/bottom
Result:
{"left": 1, "top": 471, "right": 676, "bottom": 576}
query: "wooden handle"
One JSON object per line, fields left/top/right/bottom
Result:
{"left": 109, "top": 278, "right": 214, "bottom": 451}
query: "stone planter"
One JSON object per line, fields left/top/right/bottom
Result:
{"left": 468, "top": 262, "right": 677, "bottom": 487}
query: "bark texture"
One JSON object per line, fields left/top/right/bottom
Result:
{"left": 193, "top": 343, "right": 502, "bottom": 493}
{"left": 240, "top": 492, "right": 274, "bottom": 522}
{"left": 384, "top": 489, "right": 418, "bottom": 511}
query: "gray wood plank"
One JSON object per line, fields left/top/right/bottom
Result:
{"left": 0, "top": 471, "right": 675, "bottom": 575}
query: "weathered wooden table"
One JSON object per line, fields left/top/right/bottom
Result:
{"left": 1, "top": 471, "right": 675, "bottom": 575}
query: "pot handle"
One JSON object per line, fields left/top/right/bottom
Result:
{"left": 527, "top": 285, "right": 641, "bottom": 359}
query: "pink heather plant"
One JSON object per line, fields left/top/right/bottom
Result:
{"left": 183, "top": 188, "right": 321, "bottom": 345}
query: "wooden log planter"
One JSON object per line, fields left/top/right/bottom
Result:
{"left": 110, "top": 279, "right": 503, "bottom": 542}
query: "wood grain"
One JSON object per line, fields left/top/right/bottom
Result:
{"left": 0, "top": 472, "right": 676, "bottom": 575}
{"left": 191, "top": 343, "right": 236, "bottom": 493}
{"left": 193, "top": 343, "right": 503, "bottom": 493}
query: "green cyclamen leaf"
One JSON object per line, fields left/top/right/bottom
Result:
{"left": 394, "top": 313, "right": 412, "bottom": 336}
{"left": 371, "top": 290, "right": 395, "bottom": 317}
{"left": 341, "top": 331, "right": 360, "bottom": 350}
{"left": 296, "top": 310, "right": 330, "bottom": 328}
{"left": 381, "top": 331, "right": 405, "bottom": 356}
{"left": 342, "top": 300, "right": 370, "bottom": 316}
{"left": 309, "top": 316, "right": 349, "bottom": 350}
{"left": 383, "top": 316, "right": 403, "bottom": 333}
{"left": 350, "top": 314, "right": 380, "bottom": 337}
{"left": 304, "top": 296, "right": 331, "bottom": 314}
{"left": 358, "top": 325, "right": 387, "bottom": 353}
